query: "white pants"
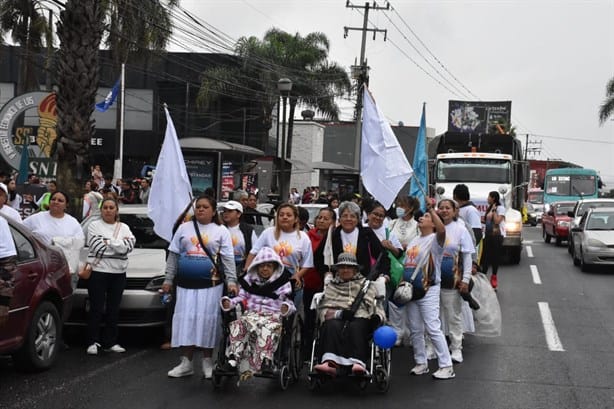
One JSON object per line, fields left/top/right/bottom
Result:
{"left": 388, "top": 302, "right": 411, "bottom": 342}
{"left": 408, "top": 285, "right": 452, "bottom": 368}
{"left": 440, "top": 288, "right": 463, "bottom": 351}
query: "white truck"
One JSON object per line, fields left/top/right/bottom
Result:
{"left": 430, "top": 133, "right": 526, "bottom": 264}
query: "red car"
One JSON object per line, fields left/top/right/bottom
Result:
{"left": 0, "top": 215, "right": 73, "bottom": 371}
{"left": 542, "top": 201, "right": 576, "bottom": 246}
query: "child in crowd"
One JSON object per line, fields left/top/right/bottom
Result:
{"left": 220, "top": 246, "right": 295, "bottom": 380}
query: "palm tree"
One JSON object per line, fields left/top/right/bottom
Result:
{"left": 0, "top": 0, "right": 51, "bottom": 94}
{"left": 54, "top": 0, "right": 104, "bottom": 212}
{"left": 598, "top": 77, "right": 614, "bottom": 125}
{"left": 197, "top": 28, "right": 352, "bottom": 157}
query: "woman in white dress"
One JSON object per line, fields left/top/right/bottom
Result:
{"left": 162, "top": 196, "right": 237, "bottom": 379}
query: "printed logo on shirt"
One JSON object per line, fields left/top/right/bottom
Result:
{"left": 343, "top": 243, "right": 357, "bottom": 255}
{"left": 189, "top": 234, "right": 209, "bottom": 255}
{"left": 274, "top": 241, "right": 293, "bottom": 259}
{"left": 404, "top": 245, "right": 419, "bottom": 267}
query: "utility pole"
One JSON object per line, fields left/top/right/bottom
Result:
{"left": 344, "top": 1, "right": 389, "bottom": 195}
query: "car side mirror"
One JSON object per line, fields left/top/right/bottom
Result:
{"left": 571, "top": 227, "right": 581, "bottom": 232}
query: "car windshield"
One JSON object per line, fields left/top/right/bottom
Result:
{"left": 436, "top": 158, "right": 510, "bottom": 183}
{"left": 586, "top": 213, "right": 614, "bottom": 230}
{"left": 120, "top": 213, "right": 168, "bottom": 249}
{"left": 546, "top": 175, "right": 596, "bottom": 197}
{"left": 556, "top": 205, "right": 574, "bottom": 215}
{"left": 578, "top": 201, "right": 614, "bottom": 217}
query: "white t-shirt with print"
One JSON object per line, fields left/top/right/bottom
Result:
{"left": 251, "top": 227, "right": 314, "bottom": 274}
{"left": 23, "top": 211, "right": 84, "bottom": 246}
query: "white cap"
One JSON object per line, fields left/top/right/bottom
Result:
{"left": 0, "top": 182, "right": 7, "bottom": 196}
{"left": 221, "top": 200, "right": 243, "bottom": 213}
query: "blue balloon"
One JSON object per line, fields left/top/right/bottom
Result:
{"left": 373, "top": 325, "right": 397, "bottom": 349}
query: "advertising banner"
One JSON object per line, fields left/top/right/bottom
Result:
{"left": 183, "top": 155, "right": 216, "bottom": 197}
{"left": 448, "top": 100, "right": 512, "bottom": 134}
{"left": 221, "top": 161, "right": 234, "bottom": 200}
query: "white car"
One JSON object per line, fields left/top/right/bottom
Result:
{"left": 66, "top": 204, "right": 168, "bottom": 327}
{"left": 567, "top": 198, "right": 614, "bottom": 255}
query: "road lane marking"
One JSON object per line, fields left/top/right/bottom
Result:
{"left": 530, "top": 264, "right": 542, "bottom": 284}
{"left": 526, "top": 246, "right": 534, "bottom": 258}
{"left": 538, "top": 302, "right": 565, "bottom": 351}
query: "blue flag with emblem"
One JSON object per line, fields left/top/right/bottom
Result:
{"left": 95, "top": 79, "right": 120, "bottom": 112}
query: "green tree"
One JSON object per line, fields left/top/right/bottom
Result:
{"left": 54, "top": 0, "right": 104, "bottom": 214}
{"left": 197, "top": 28, "right": 352, "bottom": 157}
{"left": 0, "top": 0, "right": 51, "bottom": 93}
{"left": 598, "top": 77, "right": 614, "bottom": 125}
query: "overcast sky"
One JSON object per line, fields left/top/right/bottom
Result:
{"left": 177, "top": 1, "right": 614, "bottom": 184}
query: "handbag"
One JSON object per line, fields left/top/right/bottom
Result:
{"left": 179, "top": 218, "right": 223, "bottom": 284}
{"left": 385, "top": 227, "right": 404, "bottom": 288}
{"left": 78, "top": 222, "right": 121, "bottom": 280}
{"left": 392, "top": 236, "right": 434, "bottom": 304}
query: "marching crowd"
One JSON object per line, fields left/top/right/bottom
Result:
{"left": 0, "top": 166, "right": 504, "bottom": 385}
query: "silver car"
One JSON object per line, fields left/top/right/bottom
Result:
{"left": 567, "top": 198, "right": 614, "bottom": 255}
{"left": 570, "top": 207, "right": 614, "bottom": 272}
{"left": 66, "top": 204, "right": 168, "bottom": 327}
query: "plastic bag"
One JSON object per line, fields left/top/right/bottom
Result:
{"left": 471, "top": 273, "right": 502, "bottom": 337}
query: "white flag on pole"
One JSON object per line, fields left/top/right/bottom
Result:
{"left": 148, "top": 107, "right": 193, "bottom": 242}
{"left": 360, "top": 88, "right": 413, "bottom": 209}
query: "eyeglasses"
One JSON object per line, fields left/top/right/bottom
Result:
{"left": 370, "top": 212, "right": 386, "bottom": 218}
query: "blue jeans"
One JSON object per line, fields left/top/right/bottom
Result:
{"left": 87, "top": 270, "right": 126, "bottom": 347}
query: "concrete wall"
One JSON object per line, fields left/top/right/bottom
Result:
{"left": 288, "top": 121, "right": 324, "bottom": 192}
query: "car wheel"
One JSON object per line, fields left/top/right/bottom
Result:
{"left": 572, "top": 248, "right": 580, "bottom": 266}
{"left": 12, "top": 301, "right": 62, "bottom": 372}
{"left": 543, "top": 227, "right": 551, "bottom": 243}
{"left": 580, "top": 250, "right": 591, "bottom": 272}
{"left": 567, "top": 239, "right": 573, "bottom": 254}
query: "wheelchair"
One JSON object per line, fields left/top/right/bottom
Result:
{"left": 306, "top": 295, "right": 391, "bottom": 393}
{"left": 211, "top": 299, "right": 303, "bottom": 390}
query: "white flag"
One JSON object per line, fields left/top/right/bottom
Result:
{"left": 360, "top": 88, "right": 413, "bottom": 209}
{"left": 148, "top": 107, "right": 193, "bottom": 242}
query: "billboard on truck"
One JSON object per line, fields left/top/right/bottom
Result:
{"left": 448, "top": 101, "right": 512, "bottom": 134}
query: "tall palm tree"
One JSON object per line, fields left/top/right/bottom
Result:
{"left": 54, "top": 0, "right": 103, "bottom": 212}
{"left": 598, "top": 77, "right": 614, "bottom": 125}
{"left": 0, "top": 0, "right": 51, "bottom": 94}
{"left": 197, "top": 28, "right": 351, "bottom": 157}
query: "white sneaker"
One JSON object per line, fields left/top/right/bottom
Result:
{"left": 410, "top": 363, "right": 429, "bottom": 375}
{"left": 450, "top": 349, "right": 463, "bottom": 363}
{"left": 105, "top": 344, "right": 126, "bottom": 353}
{"left": 86, "top": 343, "right": 100, "bottom": 355}
{"left": 432, "top": 366, "right": 455, "bottom": 380}
{"left": 426, "top": 343, "right": 437, "bottom": 360}
{"left": 202, "top": 357, "right": 213, "bottom": 379}
{"left": 168, "top": 356, "right": 194, "bottom": 377}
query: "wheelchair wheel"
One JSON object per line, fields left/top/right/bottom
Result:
{"left": 289, "top": 314, "right": 303, "bottom": 381}
{"left": 279, "top": 365, "right": 291, "bottom": 390}
{"left": 212, "top": 371, "right": 224, "bottom": 390}
{"left": 358, "top": 377, "right": 369, "bottom": 391}
{"left": 374, "top": 367, "right": 390, "bottom": 393}
{"left": 307, "top": 375, "right": 320, "bottom": 391}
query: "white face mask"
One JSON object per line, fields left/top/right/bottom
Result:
{"left": 395, "top": 207, "right": 407, "bottom": 218}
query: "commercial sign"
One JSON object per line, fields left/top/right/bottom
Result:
{"left": 0, "top": 92, "right": 58, "bottom": 178}
{"left": 448, "top": 100, "right": 512, "bottom": 134}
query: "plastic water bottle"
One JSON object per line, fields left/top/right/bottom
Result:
{"left": 159, "top": 289, "right": 172, "bottom": 305}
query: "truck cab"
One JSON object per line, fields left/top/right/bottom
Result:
{"left": 430, "top": 132, "right": 526, "bottom": 264}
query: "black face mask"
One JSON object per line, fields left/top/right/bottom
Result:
{"left": 413, "top": 210, "right": 424, "bottom": 222}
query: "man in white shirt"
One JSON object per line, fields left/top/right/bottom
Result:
{"left": 453, "top": 184, "right": 483, "bottom": 248}
{"left": 0, "top": 183, "right": 22, "bottom": 223}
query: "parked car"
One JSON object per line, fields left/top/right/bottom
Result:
{"left": 0, "top": 214, "right": 73, "bottom": 371}
{"left": 297, "top": 203, "right": 329, "bottom": 224}
{"left": 541, "top": 201, "right": 575, "bottom": 246}
{"left": 66, "top": 204, "right": 168, "bottom": 328}
{"left": 570, "top": 207, "right": 614, "bottom": 272}
{"left": 567, "top": 198, "right": 614, "bottom": 254}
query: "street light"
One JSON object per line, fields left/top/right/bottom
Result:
{"left": 277, "top": 78, "right": 292, "bottom": 202}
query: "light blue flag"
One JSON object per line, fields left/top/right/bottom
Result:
{"left": 95, "top": 79, "right": 120, "bottom": 112}
{"left": 410, "top": 103, "right": 428, "bottom": 212}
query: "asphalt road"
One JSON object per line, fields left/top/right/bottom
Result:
{"left": 1, "top": 225, "right": 613, "bottom": 409}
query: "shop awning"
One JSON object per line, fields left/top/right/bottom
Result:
{"left": 179, "top": 137, "right": 264, "bottom": 156}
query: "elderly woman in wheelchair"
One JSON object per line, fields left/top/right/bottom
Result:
{"left": 312, "top": 252, "right": 387, "bottom": 377}
{"left": 219, "top": 246, "right": 295, "bottom": 382}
